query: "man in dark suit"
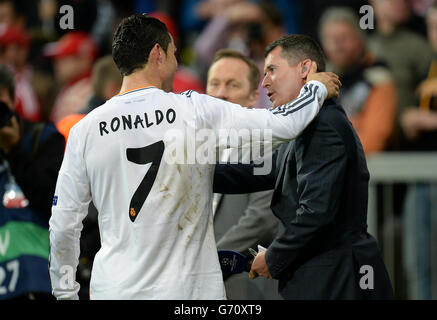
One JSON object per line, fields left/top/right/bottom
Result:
{"left": 214, "top": 35, "right": 394, "bottom": 299}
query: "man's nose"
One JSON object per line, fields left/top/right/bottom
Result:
{"left": 261, "top": 75, "right": 270, "bottom": 89}
{"left": 215, "top": 85, "right": 228, "bottom": 100}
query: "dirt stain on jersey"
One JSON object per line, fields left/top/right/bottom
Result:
{"left": 184, "top": 193, "right": 200, "bottom": 223}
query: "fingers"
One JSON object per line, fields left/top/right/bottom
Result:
{"left": 249, "top": 270, "right": 258, "bottom": 279}
{"left": 326, "top": 73, "right": 341, "bottom": 86}
{"left": 309, "top": 61, "right": 317, "bottom": 74}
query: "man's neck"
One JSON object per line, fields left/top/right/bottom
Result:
{"left": 119, "top": 69, "right": 162, "bottom": 95}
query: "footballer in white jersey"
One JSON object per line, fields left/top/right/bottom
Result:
{"left": 48, "top": 14, "right": 340, "bottom": 300}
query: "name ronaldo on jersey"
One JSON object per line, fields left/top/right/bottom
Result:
{"left": 98, "top": 108, "right": 177, "bottom": 136}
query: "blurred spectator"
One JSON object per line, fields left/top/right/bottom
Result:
{"left": 37, "top": 0, "right": 58, "bottom": 39}
{"left": 180, "top": 0, "right": 299, "bottom": 36}
{"left": 0, "top": 65, "right": 64, "bottom": 299}
{"left": 194, "top": 1, "right": 286, "bottom": 108}
{"left": 57, "top": 55, "right": 121, "bottom": 141}
{"left": 0, "top": 0, "right": 27, "bottom": 29}
{"left": 299, "top": 0, "right": 367, "bottom": 41}
{"left": 0, "top": 24, "right": 42, "bottom": 122}
{"left": 195, "top": 1, "right": 284, "bottom": 69}
{"left": 319, "top": 7, "right": 397, "bottom": 155}
{"left": 368, "top": 0, "right": 433, "bottom": 148}
{"left": 206, "top": 49, "right": 280, "bottom": 299}
{"left": 44, "top": 31, "right": 98, "bottom": 124}
{"left": 83, "top": 55, "right": 121, "bottom": 113}
{"left": 401, "top": 2, "right": 437, "bottom": 300}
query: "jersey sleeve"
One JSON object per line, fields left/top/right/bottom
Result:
{"left": 49, "top": 121, "right": 92, "bottom": 300}
{"left": 192, "top": 80, "right": 328, "bottom": 147}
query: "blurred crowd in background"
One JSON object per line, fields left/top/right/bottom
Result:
{"left": 0, "top": 0, "right": 437, "bottom": 300}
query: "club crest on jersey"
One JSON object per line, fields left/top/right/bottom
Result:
{"left": 52, "top": 195, "right": 58, "bottom": 206}
{"left": 130, "top": 208, "right": 136, "bottom": 217}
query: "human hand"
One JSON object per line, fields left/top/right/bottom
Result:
{"left": 416, "top": 78, "right": 437, "bottom": 99}
{"left": 401, "top": 108, "right": 437, "bottom": 140}
{"left": 196, "top": 0, "right": 244, "bottom": 19}
{"left": 0, "top": 115, "right": 20, "bottom": 154}
{"left": 224, "top": 2, "right": 263, "bottom": 23}
{"left": 249, "top": 250, "right": 272, "bottom": 279}
{"left": 306, "top": 62, "right": 341, "bottom": 99}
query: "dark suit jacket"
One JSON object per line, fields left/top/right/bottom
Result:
{"left": 214, "top": 100, "right": 394, "bottom": 300}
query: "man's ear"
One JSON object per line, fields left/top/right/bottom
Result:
{"left": 149, "top": 43, "right": 163, "bottom": 65}
{"left": 301, "top": 59, "right": 313, "bottom": 80}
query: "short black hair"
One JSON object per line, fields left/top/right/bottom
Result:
{"left": 211, "top": 49, "right": 260, "bottom": 91}
{"left": 265, "top": 34, "right": 326, "bottom": 72}
{"left": 112, "top": 14, "right": 171, "bottom": 76}
{"left": 0, "top": 65, "right": 15, "bottom": 100}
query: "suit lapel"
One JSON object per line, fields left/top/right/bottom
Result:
{"left": 275, "top": 142, "right": 293, "bottom": 190}
{"left": 271, "top": 142, "right": 294, "bottom": 205}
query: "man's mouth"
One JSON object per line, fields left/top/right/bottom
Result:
{"left": 267, "top": 92, "right": 275, "bottom": 100}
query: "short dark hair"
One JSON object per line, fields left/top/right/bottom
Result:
{"left": 211, "top": 49, "right": 260, "bottom": 91}
{"left": 265, "top": 34, "right": 326, "bottom": 72}
{"left": 112, "top": 14, "right": 171, "bottom": 76}
{"left": 0, "top": 65, "right": 15, "bottom": 100}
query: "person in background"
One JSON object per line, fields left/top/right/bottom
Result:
{"left": 0, "top": 0, "right": 26, "bottom": 29}
{"left": 180, "top": 0, "right": 300, "bottom": 36}
{"left": 0, "top": 65, "right": 64, "bottom": 300}
{"left": 194, "top": 1, "right": 286, "bottom": 108}
{"left": 206, "top": 49, "right": 281, "bottom": 299}
{"left": 0, "top": 24, "right": 42, "bottom": 122}
{"left": 401, "top": 3, "right": 437, "bottom": 300}
{"left": 319, "top": 7, "right": 397, "bottom": 155}
{"left": 44, "top": 31, "right": 98, "bottom": 124}
{"left": 368, "top": 0, "right": 433, "bottom": 149}
{"left": 56, "top": 55, "right": 122, "bottom": 142}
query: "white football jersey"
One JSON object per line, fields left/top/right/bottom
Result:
{"left": 49, "top": 80, "right": 327, "bottom": 300}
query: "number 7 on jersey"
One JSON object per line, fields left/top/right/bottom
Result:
{"left": 126, "top": 140, "right": 164, "bottom": 222}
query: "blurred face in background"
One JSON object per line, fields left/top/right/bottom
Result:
{"left": 54, "top": 55, "right": 84, "bottom": 85}
{"left": 54, "top": 53, "right": 93, "bottom": 85}
{"left": 207, "top": 57, "right": 258, "bottom": 107}
{"left": 0, "top": 1, "right": 15, "bottom": 25}
{"left": 427, "top": 8, "right": 437, "bottom": 52}
{"left": 322, "top": 21, "right": 364, "bottom": 71}
{"left": 372, "top": 0, "right": 411, "bottom": 26}
{"left": 1, "top": 43, "right": 28, "bottom": 70}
